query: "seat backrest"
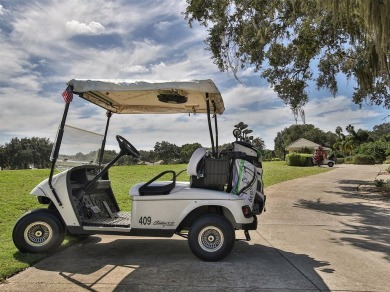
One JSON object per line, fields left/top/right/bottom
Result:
{"left": 187, "top": 148, "right": 206, "bottom": 176}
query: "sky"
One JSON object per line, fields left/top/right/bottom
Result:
{"left": 0, "top": 0, "right": 388, "bottom": 152}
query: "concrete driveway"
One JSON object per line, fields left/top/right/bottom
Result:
{"left": 1, "top": 164, "right": 389, "bottom": 291}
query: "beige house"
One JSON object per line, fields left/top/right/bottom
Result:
{"left": 285, "top": 138, "right": 331, "bottom": 153}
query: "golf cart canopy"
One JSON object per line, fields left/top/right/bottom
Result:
{"left": 68, "top": 79, "right": 225, "bottom": 114}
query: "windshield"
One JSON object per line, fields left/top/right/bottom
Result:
{"left": 52, "top": 125, "right": 104, "bottom": 171}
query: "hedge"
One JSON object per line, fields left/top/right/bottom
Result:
{"left": 286, "top": 153, "right": 313, "bottom": 167}
{"left": 352, "top": 154, "right": 375, "bottom": 165}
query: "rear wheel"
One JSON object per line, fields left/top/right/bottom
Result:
{"left": 188, "top": 214, "right": 235, "bottom": 261}
{"left": 13, "top": 209, "right": 65, "bottom": 253}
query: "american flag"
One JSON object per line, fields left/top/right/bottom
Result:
{"left": 62, "top": 85, "right": 73, "bottom": 104}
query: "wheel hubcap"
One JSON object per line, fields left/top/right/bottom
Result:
{"left": 198, "top": 226, "right": 224, "bottom": 252}
{"left": 24, "top": 221, "right": 53, "bottom": 247}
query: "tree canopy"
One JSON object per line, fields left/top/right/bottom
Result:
{"left": 0, "top": 137, "right": 53, "bottom": 170}
{"left": 185, "top": 0, "right": 390, "bottom": 110}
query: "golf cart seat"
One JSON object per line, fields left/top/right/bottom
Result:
{"left": 187, "top": 148, "right": 207, "bottom": 177}
{"left": 130, "top": 148, "right": 206, "bottom": 196}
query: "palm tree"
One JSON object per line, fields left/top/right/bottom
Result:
{"left": 343, "top": 138, "right": 355, "bottom": 156}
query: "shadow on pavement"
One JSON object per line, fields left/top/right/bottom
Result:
{"left": 294, "top": 199, "right": 390, "bottom": 262}
{"left": 19, "top": 237, "right": 331, "bottom": 291}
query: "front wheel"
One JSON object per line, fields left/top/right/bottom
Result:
{"left": 328, "top": 162, "right": 334, "bottom": 167}
{"left": 13, "top": 209, "right": 65, "bottom": 254}
{"left": 188, "top": 214, "right": 235, "bottom": 261}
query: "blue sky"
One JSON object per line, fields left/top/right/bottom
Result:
{"left": 0, "top": 0, "right": 387, "bottom": 151}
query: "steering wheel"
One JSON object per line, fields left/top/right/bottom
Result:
{"left": 116, "top": 135, "right": 140, "bottom": 158}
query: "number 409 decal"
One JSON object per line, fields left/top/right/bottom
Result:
{"left": 139, "top": 216, "right": 151, "bottom": 225}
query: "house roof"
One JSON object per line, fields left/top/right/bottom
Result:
{"left": 285, "top": 138, "right": 331, "bottom": 151}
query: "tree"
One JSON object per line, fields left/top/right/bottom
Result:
{"left": 371, "top": 122, "right": 390, "bottom": 140}
{"left": 180, "top": 143, "right": 203, "bottom": 163}
{"left": 185, "top": 0, "right": 390, "bottom": 111}
{"left": 252, "top": 137, "right": 266, "bottom": 151}
{"left": 139, "top": 150, "right": 156, "bottom": 164}
{"left": 154, "top": 141, "right": 181, "bottom": 164}
{"left": 102, "top": 150, "right": 119, "bottom": 164}
{"left": 0, "top": 145, "right": 5, "bottom": 169}
{"left": 344, "top": 124, "right": 372, "bottom": 146}
{"left": 1, "top": 137, "right": 53, "bottom": 169}
{"left": 333, "top": 124, "right": 373, "bottom": 157}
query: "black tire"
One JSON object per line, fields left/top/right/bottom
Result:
{"left": 188, "top": 214, "right": 235, "bottom": 261}
{"left": 328, "top": 162, "right": 334, "bottom": 167}
{"left": 13, "top": 209, "right": 65, "bottom": 254}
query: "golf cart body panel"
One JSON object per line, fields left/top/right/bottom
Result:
{"left": 14, "top": 79, "right": 266, "bottom": 261}
{"left": 130, "top": 183, "right": 254, "bottom": 227}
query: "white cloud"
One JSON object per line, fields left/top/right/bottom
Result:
{"left": 153, "top": 21, "right": 173, "bottom": 34}
{"left": 303, "top": 95, "right": 381, "bottom": 132}
{"left": 0, "top": 4, "right": 7, "bottom": 15}
{"left": 0, "top": 87, "right": 64, "bottom": 142}
{"left": 223, "top": 84, "right": 280, "bottom": 108}
{"left": 122, "top": 65, "right": 150, "bottom": 74}
{"left": 66, "top": 20, "right": 105, "bottom": 34}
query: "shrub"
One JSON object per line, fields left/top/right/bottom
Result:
{"left": 386, "top": 166, "right": 390, "bottom": 173}
{"left": 336, "top": 158, "right": 344, "bottom": 164}
{"left": 354, "top": 140, "right": 390, "bottom": 164}
{"left": 271, "top": 158, "right": 281, "bottom": 161}
{"left": 344, "top": 156, "right": 354, "bottom": 164}
{"left": 286, "top": 153, "right": 313, "bottom": 167}
{"left": 353, "top": 154, "right": 375, "bottom": 165}
{"left": 374, "top": 179, "right": 384, "bottom": 187}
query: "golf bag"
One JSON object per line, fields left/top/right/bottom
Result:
{"left": 230, "top": 142, "right": 265, "bottom": 214}
{"left": 188, "top": 142, "right": 266, "bottom": 214}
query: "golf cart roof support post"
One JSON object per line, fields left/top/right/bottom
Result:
{"left": 48, "top": 102, "right": 72, "bottom": 206}
{"left": 206, "top": 93, "right": 215, "bottom": 157}
{"left": 213, "top": 101, "right": 219, "bottom": 158}
{"left": 98, "top": 111, "right": 112, "bottom": 166}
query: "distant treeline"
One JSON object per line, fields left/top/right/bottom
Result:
{"left": 0, "top": 137, "right": 53, "bottom": 170}
{"left": 0, "top": 138, "right": 208, "bottom": 170}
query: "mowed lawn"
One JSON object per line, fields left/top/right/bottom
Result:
{"left": 0, "top": 161, "right": 330, "bottom": 281}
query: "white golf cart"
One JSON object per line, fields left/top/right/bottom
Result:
{"left": 13, "top": 79, "right": 266, "bottom": 261}
{"left": 322, "top": 158, "right": 336, "bottom": 167}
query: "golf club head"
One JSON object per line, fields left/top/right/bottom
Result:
{"left": 240, "top": 124, "right": 248, "bottom": 130}
{"left": 233, "top": 128, "right": 241, "bottom": 139}
{"left": 235, "top": 122, "right": 244, "bottom": 128}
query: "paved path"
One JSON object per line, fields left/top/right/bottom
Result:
{"left": 1, "top": 164, "right": 389, "bottom": 291}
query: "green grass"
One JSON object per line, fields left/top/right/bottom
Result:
{"left": 262, "top": 161, "right": 332, "bottom": 187}
{"left": 0, "top": 161, "right": 330, "bottom": 282}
